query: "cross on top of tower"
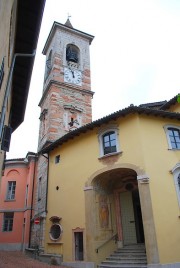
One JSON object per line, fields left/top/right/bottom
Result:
{"left": 65, "top": 14, "right": 73, "bottom": 28}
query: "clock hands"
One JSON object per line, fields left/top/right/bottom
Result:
{"left": 71, "top": 69, "right": 75, "bottom": 78}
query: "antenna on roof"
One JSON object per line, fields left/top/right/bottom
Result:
{"left": 68, "top": 13, "right": 71, "bottom": 19}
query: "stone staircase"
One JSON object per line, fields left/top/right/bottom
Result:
{"left": 98, "top": 244, "right": 147, "bottom": 268}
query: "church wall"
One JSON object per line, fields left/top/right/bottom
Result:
{"left": 136, "top": 116, "right": 180, "bottom": 264}
{"left": 45, "top": 114, "right": 180, "bottom": 265}
{"left": 165, "top": 101, "right": 180, "bottom": 113}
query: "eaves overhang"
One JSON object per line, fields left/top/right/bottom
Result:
{"left": 11, "top": 0, "right": 46, "bottom": 131}
{"left": 41, "top": 105, "right": 180, "bottom": 154}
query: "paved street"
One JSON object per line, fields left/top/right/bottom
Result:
{"left": 0, "top": 251, "right": 65, "bottom": 268}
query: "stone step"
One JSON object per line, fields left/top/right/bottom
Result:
{"left": 99, "top": 264, "right": 147, "bottom": 268}
{"left": 103, "top": 260, "right": 147, "bottom": 264}
{"left": 98, "top": 244, "right": 147, "bottom": 268}
{"left": 111, "top": 252, "right": 146, "bottom": 257}
{"left": 107, "top": 257, "right": 146, "bottom": 261}
{"left": 106, "top": 257, "right": 147, "bottom": 263}
{"left": 115, "top": 248, "right": 146, "bottom": 252}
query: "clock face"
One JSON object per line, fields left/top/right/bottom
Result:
{"left": 64, "top": 67, "right": 82, "bottom": 86}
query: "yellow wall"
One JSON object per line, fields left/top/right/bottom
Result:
{"left": 167, "top": 101, "right": 180, "bottom": 113}
{"left": 45, "top": 113, "right": 180, "bottom": 265}
{"left": 138, "top": 115, "right": 180, "bottom": 263}
{"left": 0, "top": 0, "right": 16, "bottom": 177}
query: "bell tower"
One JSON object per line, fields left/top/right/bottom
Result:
{"left": 30, "top": 20, "right": 94, "bottom": 249}
{"left": 38, "top": 19, "right": 94, "bottom": 150}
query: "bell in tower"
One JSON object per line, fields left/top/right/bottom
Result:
{"left": 66, "top": 45, "right": 78, "bottom": 63}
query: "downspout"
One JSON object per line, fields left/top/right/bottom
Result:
{"left": 28, "top": 154, "right": 38, "bottom": 248}
{"left": 0, "top": 51, "right": 36, "bottom": 138}
{"left": 43, "top": 153, "right": 49, "bottom": 213}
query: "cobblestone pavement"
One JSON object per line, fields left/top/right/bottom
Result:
{"left": 0, "top": 251, "right": 65, "bottom": 268}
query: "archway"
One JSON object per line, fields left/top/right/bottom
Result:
{"left": 91, "top": 167, "right": 144, "bottom": 247}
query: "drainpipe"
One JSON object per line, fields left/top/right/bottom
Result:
{"left": 28, "top": 154, "right": 38, "bottom": 248}
{"left": 43, "top": 153, "right": 49, "bottom": 213}
{"left": 0, "top": 50, "right": 36, "bottom": 138}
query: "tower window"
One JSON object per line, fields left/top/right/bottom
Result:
{"left": 66, "top": 44, "right": 79, "bottom": 63}
{"left": 45, "top": 50, "right": 52, "bottom": 80}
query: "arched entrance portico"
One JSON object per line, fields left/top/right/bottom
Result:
{"left": 92, "top": 167, "right": 144, "bottom": 247}
{"left": 84, "top": 164, "right": 159, "bottom": 265}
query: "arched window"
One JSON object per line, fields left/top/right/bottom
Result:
{"left": 171, "top": 163, "right": 180, "bottom": 208}
{"left": 168, "top": 128, "right": 180, "bottom": 149}
{"left": 177, "top": 174, "right": 180, "bottom": 193}
{"left": 103, "top": 131, "right": 117, "bottom": 155}
{"left": 45, "top": 50, "right": 52, "bottom": 80}
{"left": 66, "top": 44, "right": 79, "bottom": 64}
{"left": 164, "top": 125, "right": 180, "bottom": 149}
{"left": 98, "top": 126, "right": 121, "bottom": 157}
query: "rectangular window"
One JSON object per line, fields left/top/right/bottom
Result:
{"left": 0, "top": 57, "right": 4, "bottom": 90}
{"left": 6, "top": 181, "right": 16, "bottom": 200}
{"left": 55, "top": 155, "right": 60, "bottom": 164}
{"left": 3, "top": 212, "right": 14, "bottom": 232}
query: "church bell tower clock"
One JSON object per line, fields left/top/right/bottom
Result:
{"left": 38, "top": 18, "right": 94, "bottom": 150}
{"left": 31, "top": 20, "right": 94, "bottom": 248}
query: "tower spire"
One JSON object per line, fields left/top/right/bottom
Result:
{"left": 65, "top": 14, "right": 73, "bottom": 28}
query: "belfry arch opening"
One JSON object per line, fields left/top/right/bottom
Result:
{"left": 66, "top": 44, "right": 80, "bottom": 64}
{"left": 92, "top": 168, "right": 144, "bottom": 246}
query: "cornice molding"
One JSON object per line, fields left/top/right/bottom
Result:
{"left": 39, "top": 79, "right": 94, "bottom": 107}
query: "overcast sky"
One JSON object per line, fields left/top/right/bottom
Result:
{"left": 7, "top": 0, "right": 180, "bottom": 159}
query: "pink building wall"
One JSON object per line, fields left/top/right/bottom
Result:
{"left": 0, "top": 152, "right": 37, "bottom": 251}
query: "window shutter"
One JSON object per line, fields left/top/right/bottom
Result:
{"left": 1, "top": 125, "right": 12, "bottom": 152}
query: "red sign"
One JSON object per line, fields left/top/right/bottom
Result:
{"left": 34, "top": 218, "right": 40, "bottom": 225}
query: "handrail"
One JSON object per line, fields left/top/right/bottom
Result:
{"left": 95, "top": 233, "right": 118, "bottom": 253}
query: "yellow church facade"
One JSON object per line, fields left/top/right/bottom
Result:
{"left": 41, "top": 96, "right": 180, "bottom": 268}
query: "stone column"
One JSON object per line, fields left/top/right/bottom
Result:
{"left": 137, "top": 175, "right": 160, "bottom": 265}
